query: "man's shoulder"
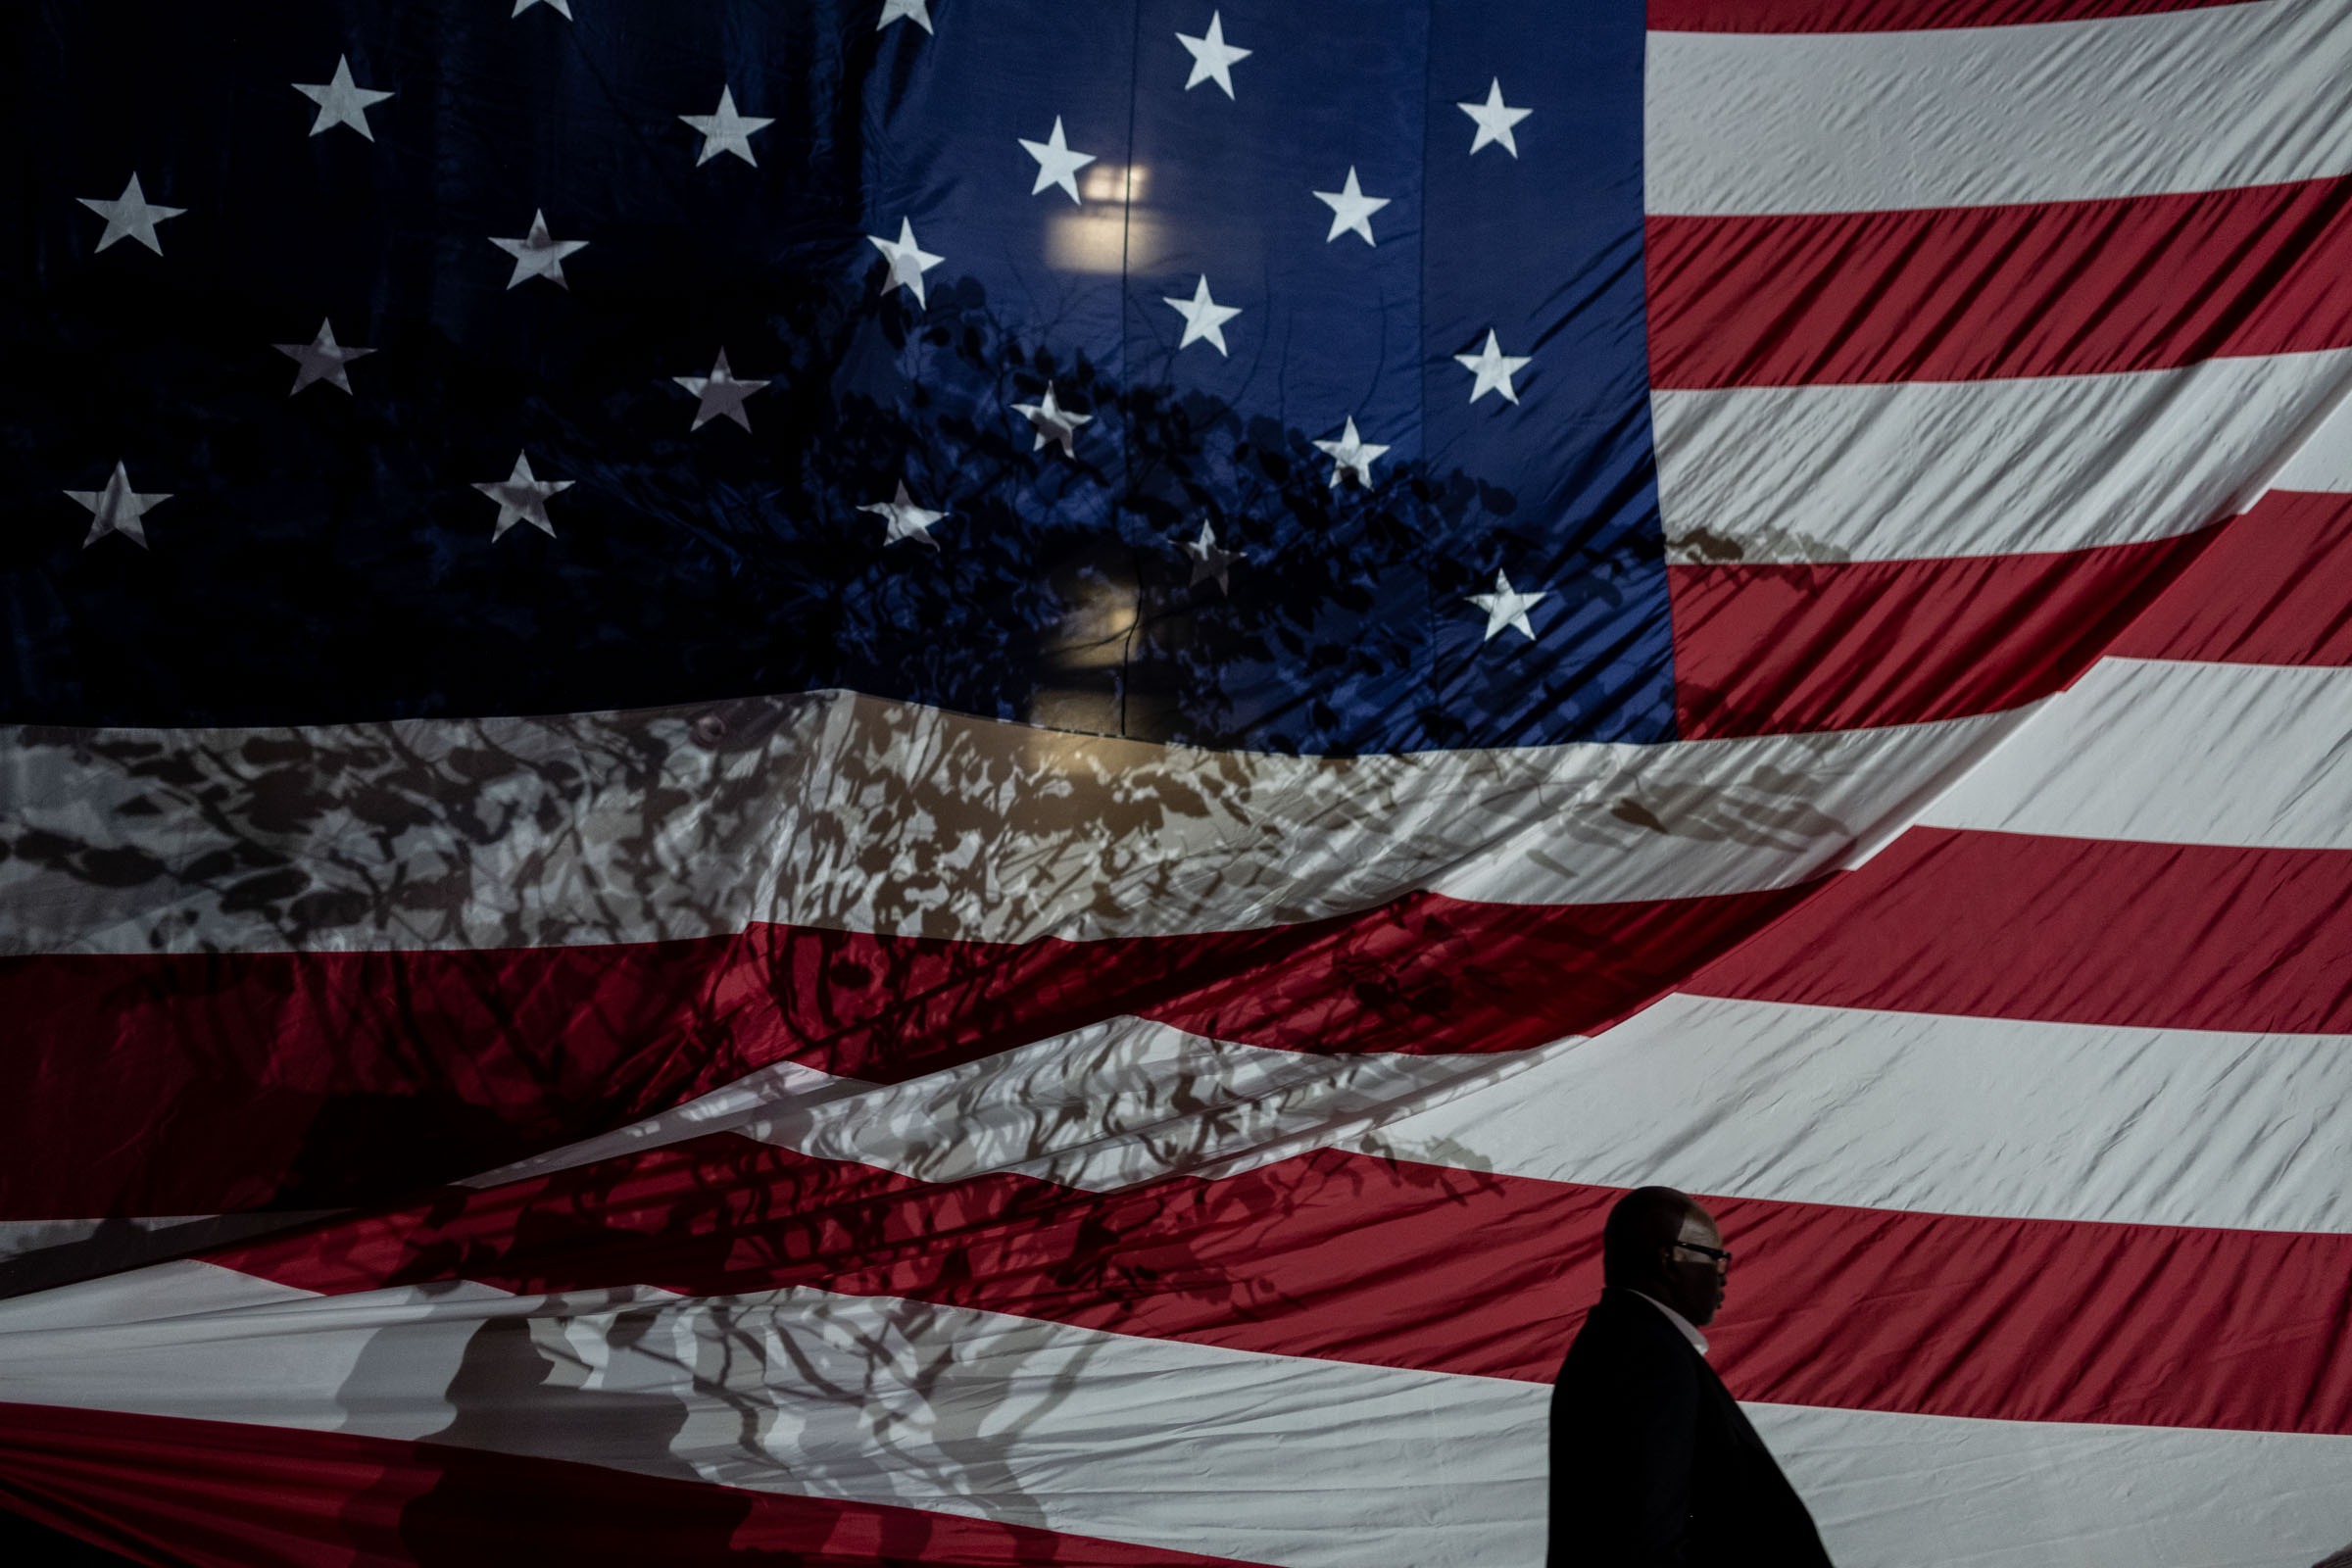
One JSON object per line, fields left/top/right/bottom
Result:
{"left": 1553, "top": 1289, "right": 1703, "bottom": 1390}
{"left": 1579, "top": 1288, "right": 1695, "bottom": 1346}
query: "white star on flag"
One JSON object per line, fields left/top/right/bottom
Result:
{"left": 512, "top": 0, "right": 572, "bottom": 18}
{"left": 861, "top": 481, "right": 945, "bottom": 548}
{"left": 672, "top": 349, "right": 770, "bottom": 431}
{"left": 1455, "top": 330, "right": 1532, "bottom": 405}
{"left": 1177, "top": 12, "right": 1251, "bottom": 98}
{"left": 1467, "top": 569, "right": 1547, "bottom": 642}
{"left": 1163, "top": 274, "right": 1241, "bottom": 356}
{"left": 877, "top": 0, "right": 934, "bottom": 32}
{"left": 1012, "top": 385, "right": 1092, "bottom": 458}
{"left": 1314, "top": 416, "right": 1389, "bottom": 489}
{"left": 274, "top": 318, "right": 375, "bottom": 396}
{"left": 473, "top": 454, "right": 572, "bottom": 540}
{"left": 77, "top": 174, "right": 186, "bottom": 256}
{"left": 1312, "top": 167, "right": 1391, "bottom": 246}
{"left": 490, "top": 210, "right": 588, "bottom": 289}
{"left": 679, "top": 87, "right": 772, "bottom": 167}
{"left": 1019, "top": 117, "right": 1097, "bottom": 203}
{"left": 64, "top": 463, "right": 170, "bottom": 549}
{"left": 866, "top": 218, "right": 945, "bottom": 307}
{"left": 1459, "top": 78, "right": 1532, "bottom": 158}
{"left": 1183, "top": 521, "right": 1242, "bottom": 594}
{"left": 293, "top": 56, "right": 394, "bottom": 141}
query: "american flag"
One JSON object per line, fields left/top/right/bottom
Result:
{"left": 1, "top": 0, "right": 2348, "bottom": 1562}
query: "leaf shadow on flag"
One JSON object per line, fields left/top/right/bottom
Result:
{"left": 323, "top": 1286, "right": 1117, "bottom": 1547}
{"left": 376, "top": 1313, "right": 750, "bottom": 1561}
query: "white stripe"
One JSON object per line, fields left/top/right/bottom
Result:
{"left": 0, "top": 1264, "right": 523, "bottom": 1433}
{"left": 473, "top": 1016, "right": 1538, "bottom": 1195}
{"left": 0, "top": 1258, "right": 320, "bottom": 1336}
{"left": 484, "top": 925, "right": 2352, "bottom": 1236}
{"left": 1922, "top": 658, "right": 2352, "bottom": 850}
{"left": 0, "top": 1270, "right": 1546, "bottom": 1568}
{"left": 1646, "top": 0, "right": 2352, "bottom": 215}
{"left": 0, "top": 691, "right": 2018, "bottom": 954}
{"left": 1758, "top": 1402, "right": 2352, "bottom": 1568}
{"left": 2270, "top": 389, "right": 2352, "bottom": 493}
{"left": 1655, "top": 352, "right": 2352, "bottom": 564}
{"left": 0, "top": 1215, "right": 216, "bottom": 1260}
{"left": 739, "top": 1016, "right": 1534, "bottom": 1192}
{"left": 1345, "top": 993, "right": 2352, "bottom": 1234}
{"left": 6, "top": 1267, "right": 2347, "bottom": 1568}
{"left": 460, "top": 1055, "right": 857, "bottom": 1188}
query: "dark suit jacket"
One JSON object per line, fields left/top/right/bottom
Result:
{"left": 1548, "top": 1288, "right": 1833, "bottom": 1567}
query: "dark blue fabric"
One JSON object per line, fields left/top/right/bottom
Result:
{"left": 0, "top": 0, "right": 1665, "bottom": 753}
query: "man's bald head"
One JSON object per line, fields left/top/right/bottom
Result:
{"left": 1602, "top": 1187, "right": 1694, "bottom": 1286}
{"left": 1600, "top": 1185, "right": 1730, "bottom": 1326}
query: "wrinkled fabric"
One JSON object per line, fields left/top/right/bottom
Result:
{"left": 4, "top": 0, "right": 2352, "bottom": 1565}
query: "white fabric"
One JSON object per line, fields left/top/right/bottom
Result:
{"left": 1654, "top": 352, "right": 2352, "bottom": 564}
{"left": 1344, "top": 995, "right": 2352, "bottom": 1234}
{"left": 2, "top": 1266, "right": 2347, "bottom": 1567}
{"left": 1647, "top": 0, "right": 2352, "bottom": 215}
{"left": 474, "top": 1014, "right": 1541, "bottom": 1195}
{"left": 1923, "top": 659, "right": 2352, "bottom": 851}
{"left": 2271, "top": 393, "right": 2352, "bottom": 493}
{"left": 0, "top": 693, "right": 2021, "bottom": 955}
{"left": 0, "top": 1216, "right": 216, "bottom": 1261}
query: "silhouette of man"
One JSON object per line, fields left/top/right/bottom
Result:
{"left": 1548, "top": 1186, "right": 1832, "bottom": 1566}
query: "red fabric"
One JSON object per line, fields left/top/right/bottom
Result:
{"left": 2111, "top": 491, "right": 2352, "bottom": 665}
{"left": 0, "top": 1400, "right": 1259, "bottom": 1567}
{"left": 1648, "top": 177, "right": 2352, "bottom": 389}
{"left": 1669, "top": 530, "right": 2211, "bottom": 738}
{"left": 211, "top": 1137, "right": 2352, "bottom": 1434}
{"left": 1690, "top": 826, "right": 2352, "bottom": 1032}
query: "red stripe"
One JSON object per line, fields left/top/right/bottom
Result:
{"left": 1690, "top": 826, "right": 2352, "bottom": 1032}
{"left": 1647, "top": 178, "right": 2352, "bottom": 390}
{"left": 1669, "top": 530, "right": 2209, "bottom": 738}
{"left": 0, "top": 1400, "right": 1253, "bottom": 1568}
{"left": 0, "top": 886, "right": 1804, "bottom": 1219}
{"left": 1648, "top": 0, "right": 2256, "bottom": 34}
{"left": 2111, "top": 491, "right": 2352, "bottom": 664}
{"left": 211, "top": 1137, "right": 2352, "bottom": 1435}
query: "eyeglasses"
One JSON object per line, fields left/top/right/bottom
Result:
{"left": 1674, "top": 1241, "right": 1733, "bottom": 1265}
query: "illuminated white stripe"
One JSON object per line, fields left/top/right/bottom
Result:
{"left": 1647, "top": 0, "right": 2352, "bottom": 215}
{"left": 0, "top": 1216, "right": 215, "bottom": 1261}
{"left": 1759, "top": 1401, "right": 2352, "bottom": 1568}
{"left": 0, "top": 691, "right": 2017, "bottom": 954}
{"left": 1347, "top": 992, "right": 2352, "bottom": 1234}
{"left": 2271, "top": 389, "right": 2352, "bottom": 493}
{"left": 736, "top": 1017, "right": 1525, "bottom": 1192}
{"left": 1654, "top": 352, "right": 2352, "bottom": 564}
{"left": 474, "top": 1015, "right": 1530, "bottom": 1195}
{"left": 1921, "top": 658, "right": 2352, "bottom": 850}
{"left": 472, "top": 959, "right": 2352, "bottom": 1235}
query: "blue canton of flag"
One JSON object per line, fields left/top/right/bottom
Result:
{"left": 5, "top": 0, "right": 1664, "bottom": 755}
